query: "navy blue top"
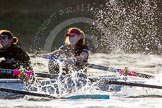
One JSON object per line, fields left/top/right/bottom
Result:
{"left": 0, "top": 44, "right": 32, "bottom": 70}
{"left": 59, "top": 44, "right": 89, "bottom": 61}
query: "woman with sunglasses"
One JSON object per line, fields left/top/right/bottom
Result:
{"left": 42, "top": 27, "right": 89, "bottom": 76}
{"left": 42, "top": 27, "right": 89, "bottom": 93}
{"left": 0, "top": 30, "right": 32, "bottom": 78}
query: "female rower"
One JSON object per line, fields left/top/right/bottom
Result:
{"left": 42, "top": 27, "right": 89, "bottom": 76}
{"left": 0, "top": 30, "right": 32, "bottom": 78}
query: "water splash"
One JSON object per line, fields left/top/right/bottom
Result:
{"left": 94, "top": 0, "right": 161, "bottom": 54}
{"left": 24, "top": 65, "right": 100, "bottom": 99}
{"left": 115, "top": 72, "right": 162, "bottom": 97}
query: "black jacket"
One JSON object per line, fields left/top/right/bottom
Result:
{"left": 0, "top": 44, "right": 32, "bottom": 70}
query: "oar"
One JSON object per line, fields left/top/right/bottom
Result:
{"left": 35, "top": 72, "right": 58, "bottom": 78}
{"left": 27, "top": 72, "right": 162, "bottom": 89}
{"left": 0, "top": 87, "right": 109, "bottom": 99}
{"left": 89, "top": 78, "right": 162, "bottom": 89}
{"left": 0, "top": 68, "right": 55, "bottom": 79}
{"left": 0, "top": 68, "right": 33, "bottom": 79}
{"left": 0, "top": 87, "right": 57, "bottom": 99}
{"left": 34, "top": 73, "right": 121, "bottom": 81}
{"left": 88, "top": 64, "right": 154, "bottom": 79}
{"left": 45, "top": 56, "right": 154, "bottom": 79}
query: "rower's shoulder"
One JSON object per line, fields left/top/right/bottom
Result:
{"left": 10, "top": 44, "right": 21, "bottom": 49}
{"left": 8, "top": 44, "right": 26, "bottom": 53}
{"left": 10, "top": 44, "right": 21, "bottom": 48}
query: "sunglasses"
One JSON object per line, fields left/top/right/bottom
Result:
{"left": 0, "top": 35, "right": 8, "bottom": 40}
{"left": 69, "top": 34, "right": 78, "bottom": 38}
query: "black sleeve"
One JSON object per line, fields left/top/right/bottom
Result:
{"left": 12, "top": 45, "right": 32, "bottom": 70}
{"left": 13, "top": 46, "right": 30, "bottom": 61}
{"left": 0, "top": 49, "right": 6, "bottom": 58}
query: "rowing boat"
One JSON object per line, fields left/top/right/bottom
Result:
{"left": 0, "top": 78, "right": 111, "bottom": 99}
{"left": 0, "top": 74, "right": 145, "bottom": 99}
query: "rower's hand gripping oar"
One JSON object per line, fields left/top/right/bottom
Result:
{"left": 44, "top": 56, "right": 154, "bottom": 79}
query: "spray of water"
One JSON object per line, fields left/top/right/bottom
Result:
{"left": 24, "top": 0, "right": 162, "bottom": 100}
{"left": 117, "top": 73, "right": 162, "bottom": 97}
{"left": 94, "top": 0, "right": 161, "bottom": 54}
{"left": 24, "top": 62, "right": 102, "bottom": 99}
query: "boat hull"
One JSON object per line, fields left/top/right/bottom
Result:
{"left": 0, "top": 79, "right": 24, "bottom": 99}
{"left": 0, "top": 76, "right": 144, "bottom": 99}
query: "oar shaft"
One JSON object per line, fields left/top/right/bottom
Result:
{"left": 88, "top": 63, "right": 117, "bottom": 72}
{"left": 136, "top": 73, "right": 154, "bottom": 79}
{"left": 89, "top": 79, "right": 162, "bottom": 89}
{"left": 0, "top": 69, "right": 17, "bottom": 78}
{"left": 35, "top": 73, "right": 58, "bottom": 79}
{"left": 0, "top": 68, "right": 54, "bottom": 79}
{"left": 88, "top": 64, "right": 154, "bottom": 78}
{"left": 0, "top": 87, "right": 56, "bottom": 98}
{"left": 0, "top": 68, "right": 33, "bottom": 78}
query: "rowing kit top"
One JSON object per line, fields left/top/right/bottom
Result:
{"left": 59, "top": 44, "right": 89, "bottom": 62}
{"left": 48, "top": 42, "right": 89, "bottom": 75}
{"left": 0, "top": 44, "right": 32, "bottom": 70}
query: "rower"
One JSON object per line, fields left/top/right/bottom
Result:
{"left": 42, "top": 27, "right": 89, "bottom": 77}
{"left": 0, "top": 30, "right": 33, "bottom": 78}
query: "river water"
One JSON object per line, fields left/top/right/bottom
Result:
{"left": 0, "top": 53, "right": 162, "bottom": 108}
